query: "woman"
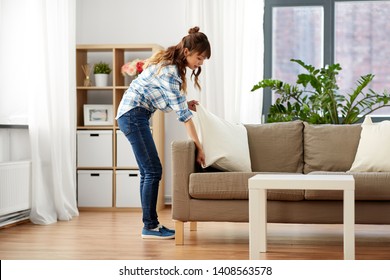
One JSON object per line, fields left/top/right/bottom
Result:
{"left": 116, "top": 27, "right": 211, "bottom": 239}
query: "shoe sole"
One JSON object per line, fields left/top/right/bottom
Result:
{"left": 141, "top": 234, "right": 175, "bottom": 240}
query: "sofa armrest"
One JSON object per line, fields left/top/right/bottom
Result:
{"left": 171, "top": 140, "right": 196, "bottom": 221}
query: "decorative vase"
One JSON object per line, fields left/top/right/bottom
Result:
{"left": 84, "top": 77, "right": 92, "bottom": 87}
{"left": 81, "top": 64, "right": 92, "bottom": 87}
{"left": 95, "top": 74, "right": 109, "bottom": 87}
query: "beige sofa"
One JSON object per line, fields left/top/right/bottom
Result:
{"left": 171, "top": 121, "right": 390, "bottom": 245}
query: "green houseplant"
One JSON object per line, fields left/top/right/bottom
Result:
{"left": 93, "top": 61, "right": 112, "bottom": 74}
{"left": 251, "top": 59, "right": 390, "bottom": 124}
{"left": 93, "top": 61, "right": 112, "bottom": 87}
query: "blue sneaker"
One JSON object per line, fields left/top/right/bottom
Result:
{"left": 141, "top": 227, "right": 175, "bottom": 239}
{"left": 158, "top": 224, "right": 175, "bottom": 234}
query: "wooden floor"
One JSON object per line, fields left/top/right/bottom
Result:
{"left": 1, "top": 206, "right": 390, "bottom": 260}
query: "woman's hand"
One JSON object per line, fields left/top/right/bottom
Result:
{"left": 187, "top": 100, "right": 199, "bottom": 111}
{"left": 196, "top": 147, "right": 206, "bottom": 167}
{"left": 184, "top": 118, "right": 206, "bottom": 168}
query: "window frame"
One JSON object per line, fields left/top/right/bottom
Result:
{"left": 263, "top": 0, "right": 388, "bottom": 122}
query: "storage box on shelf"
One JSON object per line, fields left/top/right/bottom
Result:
{"left": 77, "top": 170, "right": 113, "bottom": 207}
{"left": 77, "top": 130, "right": 113, "bottom": 167}
{"left": 116, "top": 130, "right": 137, "bottom": 168}
{"left": 115, "top": 170, "right": 141, "bottom": 208}
{"left": 76, "top": 44, "right": 165, "bottom": 211}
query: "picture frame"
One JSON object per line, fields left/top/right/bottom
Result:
{"left": 83, "top": 104, "right": 113, "bottom": 126}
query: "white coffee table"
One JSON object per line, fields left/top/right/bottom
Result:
{"left": 248, "top": 174, "right": 355, "bottom": 260}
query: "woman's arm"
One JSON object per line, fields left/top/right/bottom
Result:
{"left": 184, "top": 118, "right": 205, "bottom": 167}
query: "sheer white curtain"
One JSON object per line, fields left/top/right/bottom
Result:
{"left": 2, "top": 0, "right": 79, "bottom": 224}
{"left": 185, "top": 0, "right": 264, "bottom": 124}
{"left": 0, "top": 1, "right": 29, "bottom": 124}
{"left": 27, "top": 0, "right": 78, "bottom": 224}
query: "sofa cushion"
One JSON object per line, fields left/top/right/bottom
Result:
{"left": 305, "top": 171, "right": 390, "bottom": 200}
{"left": 193, "top": 104, "right": 252, "bottom": 172}
{"left": 349, "top": 116, "right": 390, "bottom": 172}
{"left": 303, "top": 122, "right": 361, "bottom": 173}
{"left": 245, "top": 121, "right": 304, "bottom": 173}
{"left": 189, "top": 172, "right": 304, "bottom": 201}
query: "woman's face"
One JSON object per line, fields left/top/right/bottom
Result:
{"left": 185, "top": 49, "right": 207, "bottom": 70}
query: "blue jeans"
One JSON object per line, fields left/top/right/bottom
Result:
{"left": 117, "top": 107, "right": 162, "bottom": 230}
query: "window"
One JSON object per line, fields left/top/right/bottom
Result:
{"left": 272, "top": 6, "right": 324, "bottom": 84}
{"left": 335, "top": 1, "right": 390, "bottom": 115}
{"left": 264, "top": 0, "right": 390, "bottom": 119}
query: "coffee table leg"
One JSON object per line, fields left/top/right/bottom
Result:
{"left": 249, "top": 189, "right": 259, "bottom": 259}
{"left": 259, "top": 189, "right": 267, "bottom": 253}
{"left": 249, "top": 188, "right": 267, "bottom": 259}
{"left": 343, "top": 189, "right": 355, "bottom": 260}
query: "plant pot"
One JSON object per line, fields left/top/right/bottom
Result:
{"left": 95, "top": 74, "right": 109, "bottom": 87}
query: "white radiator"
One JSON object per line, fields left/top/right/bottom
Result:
{"left": 0, "top": 161, "right": 32, "bottom": 226}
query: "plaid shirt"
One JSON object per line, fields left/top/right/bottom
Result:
{"left": 116, "top": 63, "right": 192, "bottom": 122}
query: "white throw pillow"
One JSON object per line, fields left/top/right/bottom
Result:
{"left": 192, "top": 104, "right": 252, "bottom": 172}
{"left": 349, "top": 116, "right": 390, "bottom": 172}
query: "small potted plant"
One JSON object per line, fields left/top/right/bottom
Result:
{"left": 93, "top": 61, "right": 112, "bottom": 87}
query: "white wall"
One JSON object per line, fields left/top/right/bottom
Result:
{"left": 76, "top": 0, "right": 191, "bottom": 202}
{"left": 0, "top": 128, "right": 30, "bottom": 162}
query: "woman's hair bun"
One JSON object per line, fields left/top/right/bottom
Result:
{"left": 188, "top": 26, "right": 200, "bottom": 34}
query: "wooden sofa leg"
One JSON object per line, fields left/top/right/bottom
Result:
{"left": 175, "top": 220, "right": 184, "bottom": 245}
{"left": 190, "top": 221, "right": 197, "bottom": 231}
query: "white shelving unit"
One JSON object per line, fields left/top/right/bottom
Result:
{"left": 76, "top": 44, "right": 165, "bottom": 211}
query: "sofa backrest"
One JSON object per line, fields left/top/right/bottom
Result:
{"left": 245, "top": 121, "right": 304, "bottom": 173}
{"left": 303, "top": 122, "right": 362, "bottom": 173}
